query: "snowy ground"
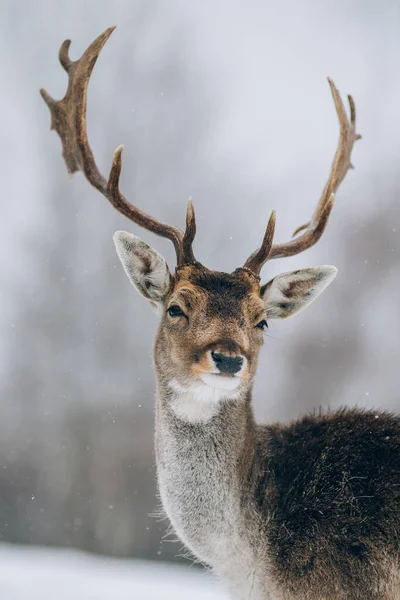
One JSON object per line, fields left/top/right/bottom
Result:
{"left": 0, "top": 544, "right": 228, "bottom": 600}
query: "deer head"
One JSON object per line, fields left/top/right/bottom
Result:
{"left": 41, "top": 27, "right": 360, "bottom": 401}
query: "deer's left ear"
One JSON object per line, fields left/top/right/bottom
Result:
{"left": 113, "top": 231, "right": 172, "bottom": 310}
{"left": 261, "top": 266, "right": 337, "bottom": 319}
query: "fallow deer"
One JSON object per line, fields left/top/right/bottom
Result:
{"left": 41, "top": 27, "right": 400, "bottom": 600}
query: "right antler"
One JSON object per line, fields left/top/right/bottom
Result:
{"left": 243, "top": 78, "right": 361, "bottom": 275}
{"left": 40, "top": 26, "right": 196, "bottom": 266}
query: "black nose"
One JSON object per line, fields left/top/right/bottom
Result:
{"left": 211, "top": 351, "right": 244, "bottom": 375}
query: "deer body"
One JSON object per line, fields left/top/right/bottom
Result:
{"left": 41, "top": 26, "right": 400, "bottom": 600}
{"left": 155, "top": 382, "right": 400, "bottom": 600}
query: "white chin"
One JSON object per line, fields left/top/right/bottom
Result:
{"left": 200, "top": 373, "right": 242, "bottom": 391}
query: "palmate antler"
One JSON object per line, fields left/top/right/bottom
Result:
{"left": 243, "top": 78, "right": 361, "bottom": 275}
{"left": 40, "top": 26, "right": 196, "bottom": 266}
{"left": 41, "top": 27, "right": 361, "bottom": 275}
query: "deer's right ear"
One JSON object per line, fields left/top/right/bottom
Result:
{"left": 113, "top": 231, "right": 172, "bottom": 309}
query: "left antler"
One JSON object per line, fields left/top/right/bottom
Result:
{"left": 243, "top": 78, "right": 361, "bottom": 275}
{"left": 40, "top": 26, "right": 196, "bottom": 266}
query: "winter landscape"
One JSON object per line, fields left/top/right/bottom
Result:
{"left": 1, "top": 0, "right": 399, "bottom": 597}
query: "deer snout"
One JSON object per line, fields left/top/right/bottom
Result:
{"left": 211, "top": 351, "right": 244, "bottom": 375}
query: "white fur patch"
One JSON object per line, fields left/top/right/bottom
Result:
{"left": 200, "top": 373, "right": 242, "bottom": 391}
{"left": 168, "top": 378, "right": 242, "bottom": 423}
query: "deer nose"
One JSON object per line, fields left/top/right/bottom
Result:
{"left": 211, "top": 351, "right": 244, "bottom": 375}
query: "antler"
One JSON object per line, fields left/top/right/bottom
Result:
{"left": 40, "top": 26, "right": 196, "bottom": 265}
{"left": 243, "top": 78, "right": 361, "bottom": 275}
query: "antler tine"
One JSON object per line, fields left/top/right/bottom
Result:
{"left": 244, "top": 78, "right": 361, "bottom": 269}
{"left": 181, "top": 198, "right": 196, "bottom": 263}
{"left": 243, "top": 211, "right": 276, "bottom": 275}
{"left": 40, "top": 27, "right": 195, "bottom": 265}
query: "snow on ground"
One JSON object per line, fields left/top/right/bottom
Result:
{"left": 0, "top": 544, "right": 229, "bottom": 600}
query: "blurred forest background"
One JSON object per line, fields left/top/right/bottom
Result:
{"left": 1, "top": 0, "right": 399, "bottom": 564}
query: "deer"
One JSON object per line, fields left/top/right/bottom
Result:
{"left": 40, "top": 26, "right": 400, "bottom": 600}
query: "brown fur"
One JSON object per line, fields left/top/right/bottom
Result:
{"left": 155, "top": 264, "right": 265, "bottom": 389}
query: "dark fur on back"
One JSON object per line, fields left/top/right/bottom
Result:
{"left": 253, "top": 408, "right": 400, "bottom": 598}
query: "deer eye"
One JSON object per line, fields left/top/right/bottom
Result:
{"left": 167, "top": 305, "right": 185, "bottom": 318}
{"left": 255, "top": 319, "right": 268, "bottom": 330}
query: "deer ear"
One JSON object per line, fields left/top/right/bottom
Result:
{"left": 261, "top": 266, "right": 337, "bottom": 319}
{"left": 113, "top": 231, "right": 172, "bottom": 309}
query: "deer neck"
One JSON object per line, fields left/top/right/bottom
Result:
{"left": 154, "top": 377, "right": 258, "bottom": 571}
{"left": 154, "top": 373, "right": 258, "bottom": 485}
